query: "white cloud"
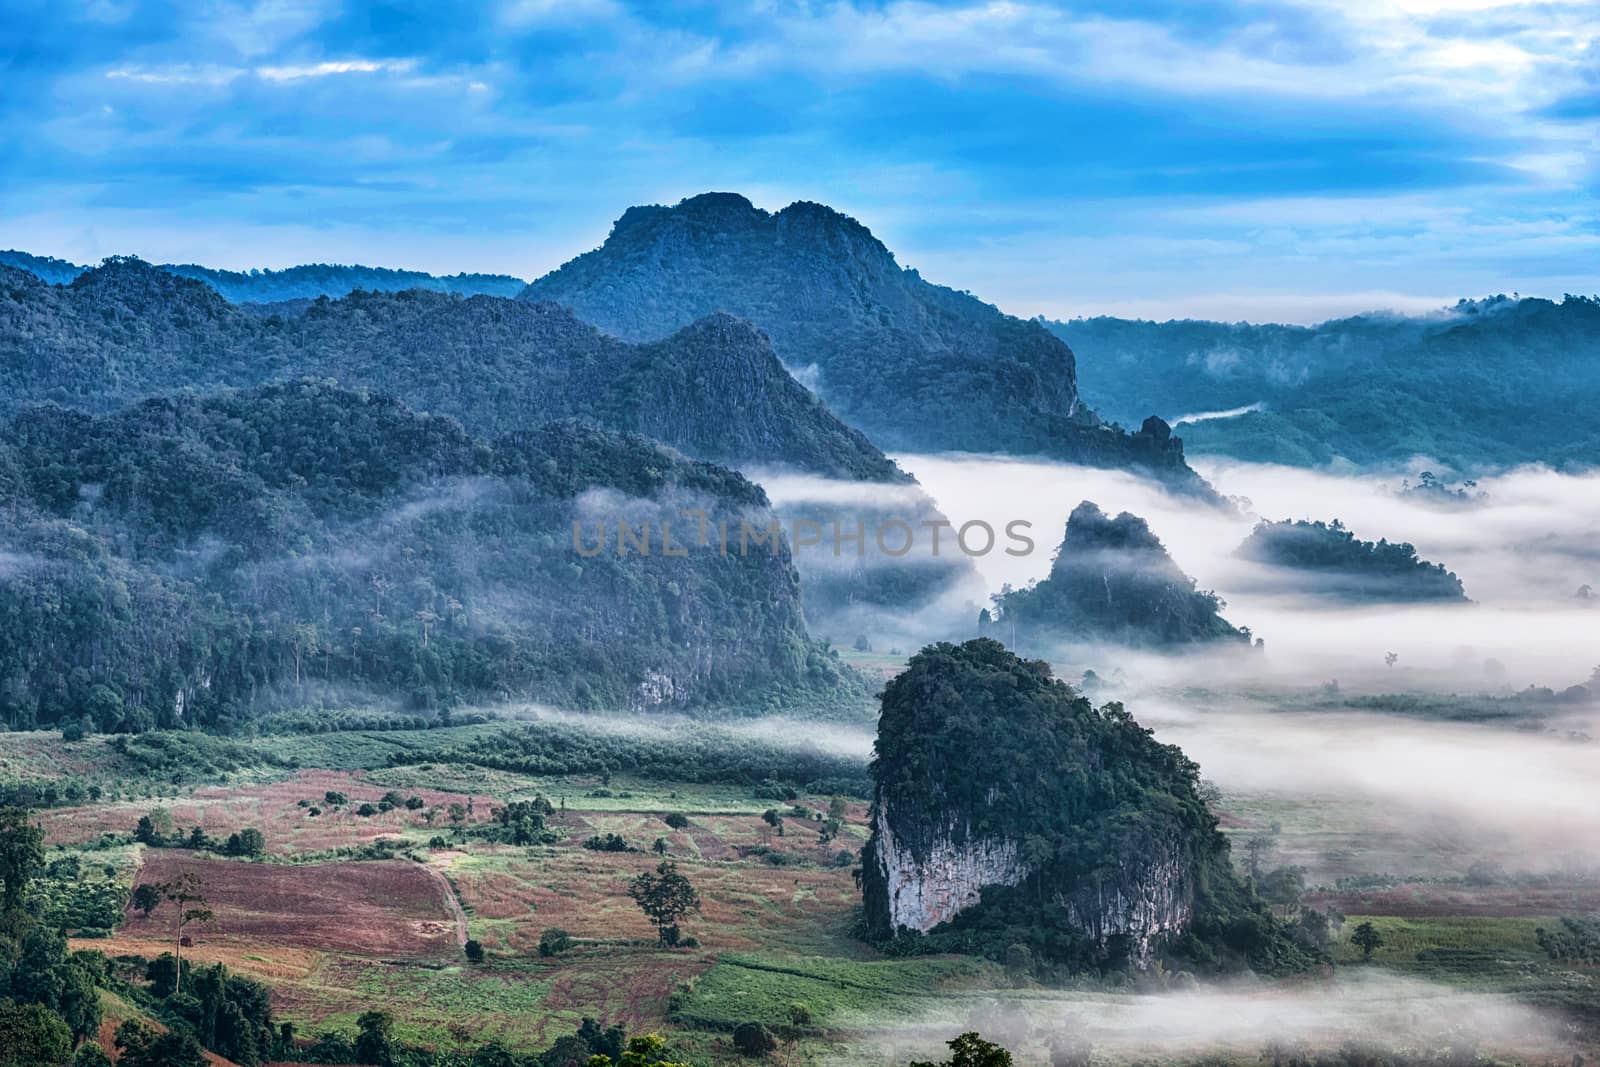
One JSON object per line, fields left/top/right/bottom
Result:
{"left": 255, "top": 58, "right": 416, "bottom": 81}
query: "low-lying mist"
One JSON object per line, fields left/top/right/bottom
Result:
{"left": 836, "top": 972, "right": 1570, "bottom": 1066}
{"left": 897, "top": 453, "right": 1600, "bottom": 689}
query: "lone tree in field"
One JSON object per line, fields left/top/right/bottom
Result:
{"left": 144, "top": 872, "right": 213, "bottom": 995}
{"left": 1351, "top": 921, "right": 1385, "bottom": 960}
{"left": 628, "top": 861, "right": 700, "bottom": 946}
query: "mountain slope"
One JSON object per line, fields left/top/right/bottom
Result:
{"left": 0, "top": 258, "right": 902, "bottom": 482}
{"left": 0, "top": 259, "right": 981, "bottom": 623}
{"left": 521, "top": 193, "right": 1211, "bottom": 493}
{"left": 0, "top": 249, "right": 525, "bottom": 301}
{"left": 0, "top": 381, "right": 862, "bottom": 731}
{"left": 986, "top": 501, "right": 1252, "bottom": 647}
{"left": 1051, "top": 295, "right": 1600, "bottom": 471}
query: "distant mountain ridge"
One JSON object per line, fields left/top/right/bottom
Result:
{"left": 0, "top": 257, "right": 900, "bottom": 483}
{"left": 1050, "top": 295, "right": 1600, "bottom": 471}
{"left": 521, "top": 193, "right": 1213, "bottom": 495}
{"left": 0, "top": 257, "right": 982, "bottom": 624}
{"left": 0, "top": 248, "right": 526, "bottom": 302}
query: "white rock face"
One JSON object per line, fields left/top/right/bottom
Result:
{"left": 871, "top": 803, "right": 1193, "bottom": 967}
{"left": 1060, "top": 836, "right": 1194, "bottom": 967}
{"left": 871, "top": 804, "right": 1028, "bottom": 933}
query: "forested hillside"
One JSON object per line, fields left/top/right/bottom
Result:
{"left": 1235, "top": 519, "right": 1469, "bottom": 602}
{"left": 0, "top": 248, "right": 525, "bottom": 300}
{"left": 986, "top": 501, "right": 1251, "bottom": 647}
{"left": 1052, "top": 295, "right": 1600, "bottom": 471}
{"left": 862, "top": 639, "right": 1315, "bottom": 972}
{"left": 522, "top": 193, "right": 1214, "bottom": 495}
{"left": 0, "top": 382, "right": 861, "bottom": 733}
{"left": 0, "top": 258, "right": 903, "bottom": 484}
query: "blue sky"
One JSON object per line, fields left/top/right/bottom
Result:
{"left": 2, "top": 0, "right": 1595, "bottom": 322}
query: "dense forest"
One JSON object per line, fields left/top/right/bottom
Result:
{"left": 0, "top": 249, "right": 526, "bottom": 301}
{"left": 1052, "top": 295, "right": 1600, "bottom": 471}
{"left": 861, "top": 640, "right": 1316, "bottom": 973}
{"left": 0, "top": 382, "right": 863, "bottom": 734}
{"left": 986, "top": 502, "right": 1251, "bottom": 648}
{"left": 0, "top": 257, "right": 978, "bottom": 622}
{"left": 0, "top": 258, "right": 901, "bottom": 483}
{"left": 522, "top": 194, "right": 1215, "bottom": 496}
{"left": 1235, "top": 519, "right": 1469, "bottom": 602}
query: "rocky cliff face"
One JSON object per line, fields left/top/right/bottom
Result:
{"left": 1058, "top": 831, "right": 1195, "bottom": 967}
{"left": 868, "top": 800, "right": 1193, "bottom": 966}
{"left": 869, "top": 806, "right": 1027, "bottom": 934}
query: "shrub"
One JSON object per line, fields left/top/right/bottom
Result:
{"left": 464, "top": 939, "right": 485, "bottom": 963}
{"left": 732, "top": 1021, "right": 777, "bottom": 1057}
{"left": 663, "top": 812, "right": 690, "bottom": 829}
{"left": 538, "top": 928, "right": 574, "bottom": 957}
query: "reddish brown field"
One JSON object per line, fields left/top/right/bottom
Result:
{"left": 40, "top": 769, "right": 500, "bottom": 851}
{"left": 123, "top": 853, "right": 462, "bottom": 957}
{"left": 452, "top": 808, "right": 866, "bottom": 959}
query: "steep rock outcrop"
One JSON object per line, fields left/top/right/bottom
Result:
{"left": 987, "top": 501, "right": 1252, "bottom": 647}
{"left": 862, "top": 640, "right": 1290, "bottom": 971}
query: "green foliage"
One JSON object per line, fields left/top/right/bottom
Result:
{"left": 628, "top": 862, "right": 701, "bottom": 945}
{"left": 1535, "top": 918, "right": 1600, "bottom": 963}
{"left": 114, "top": 1020, "right": 208, "bottom": 1067}
{"left": 0, "top": 381, "right": 859, "bottom": 730}
{"left": 0, "top": 1002, "right": 72, "bottom": 1067}
{"left": 863, "top": 640, "right": 1312, "bottom": 974}
{"left": 731, "top": 1021, "right": 777, "bottom": 1056}
{"left": 909, "top": 1032, "right": 1014, "bottom": 1067}
{"left": 1351, "top": 922, "right": 1386, "bottom": 960}
{"left": 433, "top": 720, "right": 870, "bottom": 795}
{"left": 537, "top": 928, "right": 574, "bottom": 958}
{"left": 1237, "top": 519, "right": 1468, "bottom": 602}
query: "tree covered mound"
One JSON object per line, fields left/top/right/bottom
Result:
{"left": 862, "top": 639, "right": 1316, "bottom": 973}
{"left": 521, "top": 193, "right": 1216, "bottom": 497}
{"left": 987, "top": 502, "right": 1251, "bottom": 647}
{"left": 1235, "top": 519, "right": 1469, "bottom": 602}
{"left": 1052, "top": 295, "right": 1600, "bottom": 472}
{"left": 0, "top": 258, "right": 904, "bottom": 483}
{"left": 0, "top": 381, "right": 864, "bottom": 734}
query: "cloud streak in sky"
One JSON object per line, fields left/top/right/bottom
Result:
{"left": 2, "top": 0, "right": 1595, "bottom": 318}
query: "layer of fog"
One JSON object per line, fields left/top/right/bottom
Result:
{"left": 484, "top": 702, "right": 876, "bottom": 760}
{"left": 896, "top": 453, "right": 1600, "bottom": 688}
{"left": 851, "top": 454, "right": 1600, "bottom": 875}
{"left": 837, "top": 972, "right": 1569, "bottom": 1066}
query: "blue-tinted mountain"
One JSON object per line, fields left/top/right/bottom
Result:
{"left": 520, "top": 193, "right": 1213, "bottom": 496}
{"left": 0, "top": 249, "right": 525, "bottom": 301}
{"left": 986, "top": 501, "right": 1251, "bottom": 647}
{"left": 1050, "top": 295, "right": 1600, "bottom": 471}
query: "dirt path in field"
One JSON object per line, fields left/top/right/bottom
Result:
{"left": 422, "top": 863, "right": 469, "bottom": 947}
